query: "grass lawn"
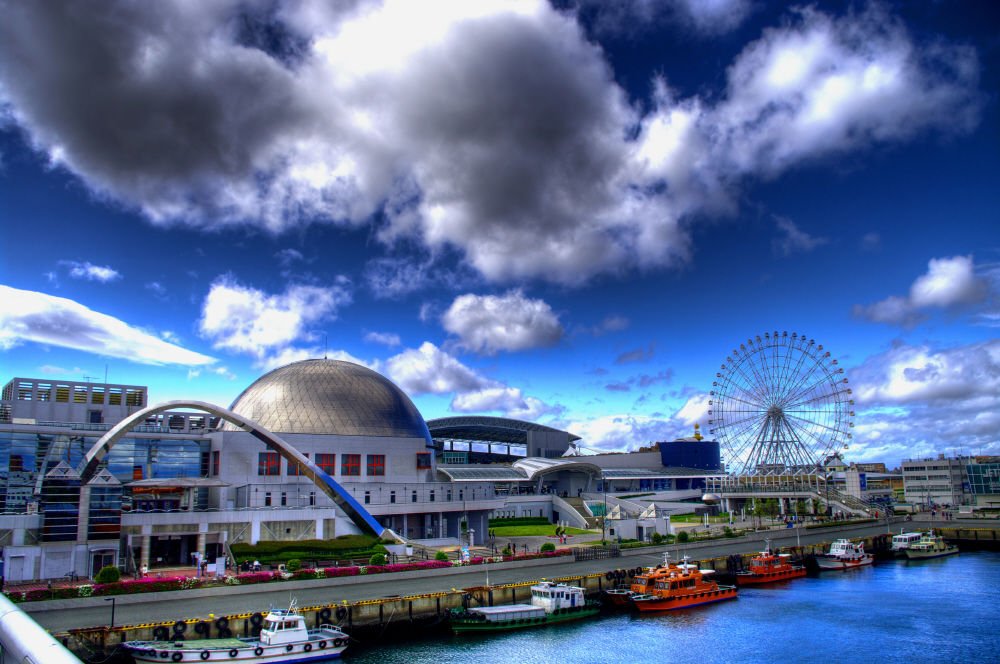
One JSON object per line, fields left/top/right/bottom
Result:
{"left": 490, "top": 525, "right": 598, "bottom": 537}
{"left": 669, "top": 512, "right": 732, "bottom": 523}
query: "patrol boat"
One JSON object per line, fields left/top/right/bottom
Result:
{"left": 123, "top": 600, "right": 349, "bottom": 663}
{"left": 451, "top": 581, "right": 599, "bottom": 633}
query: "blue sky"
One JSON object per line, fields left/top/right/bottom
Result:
{"left": 1, "top": 1, "right": 998, "bottom": 468}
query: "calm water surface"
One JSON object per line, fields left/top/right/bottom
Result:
{"left": 347, "top": 551, "right": 1000, "bottom": 664}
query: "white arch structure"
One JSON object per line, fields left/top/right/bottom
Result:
{"left": 78, "top": 400, "right": 392, "bottom": 540}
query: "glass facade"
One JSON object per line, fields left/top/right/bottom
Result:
{"left": 0, "top": 431, "right": 208, "bottom": 514}
{"left": 967, "top": 463, "right": 1000, "bottom": 495}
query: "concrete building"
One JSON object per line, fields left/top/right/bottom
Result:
{"left": 901, "top": 455, "right": 972, "bottom": 508}
{"left": 0, "top": 362, "right": 504, "bottom": 583}
{"left": 966, "top": 457, "right": 1000, "bottom": 511}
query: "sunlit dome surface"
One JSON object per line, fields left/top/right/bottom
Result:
{"left": 226, "top": 359, "right": 430, "bottom": 440}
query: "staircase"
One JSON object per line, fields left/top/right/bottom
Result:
{"left": 560, "top": 496, "right": 601, "bottom": 529}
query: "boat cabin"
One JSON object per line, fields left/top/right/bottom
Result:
{"left": 258, "top": 608, "right": 309, "bottom": 646}
{"left": 530, "top": 582, "right": 585, "bottom": 612}
{"left": 890, "top": 532, "right": 923, "bottom": 552}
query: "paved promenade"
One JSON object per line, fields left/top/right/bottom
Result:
{"left": 24, "top": 520, "right": 914, "bottom": 634}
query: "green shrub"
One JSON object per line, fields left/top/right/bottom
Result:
{"left": 230, "top": 536, "right": 382, "bottom": 564}
{"left": 676, "top": 531, "right": 690, "bottom": 543}
{"left": 501, "top": 545, "right": 513, "bottom": 556}
{"left": 723, "top": 527, "right": 735, "bottom": 538}
{"left": 286, "top": 559, "right": 302, "bottom": 572}
{"left": 94, "top": 566, "right": 120, "bottom": 584}
{"left": 369, "top": 553, "right": 386, "bottom": 566}
{"left": 650, "top": 532, "right": 664, "bottom": 544}
{"left": 540, "top": 542, "right": 556, "bottom": 552}
{"left": 434, "top": 550, "right": 449, "bottom": 562}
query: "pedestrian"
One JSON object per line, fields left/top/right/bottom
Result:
{"left": 141, "top": 564, "right": 148, "bottom": 577}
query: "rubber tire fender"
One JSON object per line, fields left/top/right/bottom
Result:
{"left": 335, "top": 606, "right": 348, "bottom": 621}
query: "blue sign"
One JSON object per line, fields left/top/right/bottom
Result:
{"left": 859, "top": 473, "right": 867, "bottom": 491}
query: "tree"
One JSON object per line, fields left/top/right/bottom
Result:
{"left": 540, "top": 542, "right": 556, "bottom": 552}
{"left": 95, "top": 565, "right": 120, "bottom": 584}
{"left": 369, "top": 553, "right": 386, "bottom": 566}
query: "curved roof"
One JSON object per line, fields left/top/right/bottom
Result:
{"left": 225, "top": 359, "right": 430, "bottom": 440}
{"left": 513, "top": 457, "right": 602, "bottom": 479}
{"left": 427, "top": 416, "right": 580, "bottom": 444}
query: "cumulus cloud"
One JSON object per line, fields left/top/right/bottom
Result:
{"left": 364, "top": 331, "right": 401, "bottom": 347}
{"left": 855, "top": 255, "right": 988, "bottom": 326}
{"left": 198, "top": 276, "right": 351, "bottom": 364}
{"left": 450, "top": 386, "right": 556, "bottom": 420}
{"left": 59, "top": 260, "right": 122, "bottom": 282}
{"left": 442, "top": 291, "right": 563, "bottom": 354}
{"left": 771, "top": 216, "right": 828, "bottom": 256}
{"left": 848, "top": 339, "right": 1000, "bottom": 462}
{"left": 0, "top": 285, "right": 215, "bottom": 366}
{"left": 605, "top": 369, "right": 673, "bottom": 392}
{"left": 0, "top": 2, "right": 980, "bottom": 285}
{"left": 385, "top": 342, "right": 490, "bottom": 395}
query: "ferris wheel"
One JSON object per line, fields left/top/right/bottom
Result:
{"left": 708, "top": 331, "right": 854, "bottom": 476}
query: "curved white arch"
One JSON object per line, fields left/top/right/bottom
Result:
{"left": 79, "top": 400, "right": 390, "bottom": 539}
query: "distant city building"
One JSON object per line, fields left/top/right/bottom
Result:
{"left": 965, "top": 460, "right": 1000, "bottom": 510}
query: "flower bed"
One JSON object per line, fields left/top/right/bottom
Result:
{"left": 4, "top": 549, "right": 571, "bottom": 603}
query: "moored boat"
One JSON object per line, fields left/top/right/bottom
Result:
{"left": 123, "top": 601, "right": 348, "bottom": 663}
{"left": 632, "top": 556, "right": 737, "bottom": 612}
{"left": 604, "top": 554, "right": 675, "bottom": 607}
{"left": 815, "top": 539, "right": 873, "bottom": 571}
{"left": 890, "top": 531, "right": 924, "bottom": 556}
{"left": 736, "top": 541, "right": 806, "bottom": 585}
{"left": 903, "top": 531, "right": 958, "bottom": 560}
{"left": 451, "top": 581, "right": 599, "bottom": 633}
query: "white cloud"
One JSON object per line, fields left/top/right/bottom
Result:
{"left": 848, "top": 339, "right": 1000, "bottom": 464}
{"left": 364, "top": 331, "right": 401, "bottom": 347}
{"left": 0, "top": 3, "right": 980, "bottom": 285}
{"left": 385, "top": 342, "right": 489, "bottom": 395}
{"left": 0, "top": 285, "right": 215, "bottom": 366}
{"left": 198, "top": 276, "right": 352, "bottom": 363}
{"left": 60, "top": 260, "right": 121, "bottom": 283}
{"left": 855, "top": 255, "right": 988, "bottom": 326}
{"left": 145, "top": 281, "right": 167, "bottom": 297}
{"left": 442, "top": 291, "right": 563, "bottom": 354}
{"left": 573, "top": 0, "right": 754, "bottom": 38}
{"left": 772, "top": 216, "right": 828, "bottom": 256}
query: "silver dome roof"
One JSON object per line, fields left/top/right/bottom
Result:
{"left": 226, "top": 359, "right": 430, "bottom": 440}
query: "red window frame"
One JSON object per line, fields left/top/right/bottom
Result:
{"left": 342, "top": 454, "right": 361, "bottom": 477}
{"left": 416, "top": 452, "right": 431, "bottom": 469}
{"left": 316, "top": 453, "right": 336, "bottom": 475}
{"left": 258, "top": 452, "right": 280, "bottom": 476}
{"left": 367, "top": 454, "right": 385, "bottom": 476}
{"left": 288, "top": 452, "right": 309, "bottom": 476}
{"left": 211, "top": 451, "right": 220, "bottom": 477}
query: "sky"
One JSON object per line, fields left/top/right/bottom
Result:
{"left": 1, "top": 0, "right": 998, "bottom": 469}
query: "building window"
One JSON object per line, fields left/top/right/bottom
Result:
{"left": 55, "top": 384, "right": 70, "bottom": 402}
{"left": 447, "top": 489, "right": 452, "bottom": 501}
{"left": 316, "top": 453, "right": 336, "bottom": 474}
{"left": 367, "top": 454, "right": 385, "bottom": 476}
{"left": 258, "top": 452, "right": 280, "bottom": 476}
{"left": 9, "top": 455, "right": 23, "bottom": 472}
{"left": 264, "top": 492, "right": 272, "bottom": 507}
{"left": 342, "top": 454, "right": 361, "bottom": 476}
{"left": 412, "top": 490, "right": 417, "bottom": 503}
{"left": 88, "top": 410, "right": 103, "bottom": 424}
{"left": 459, "top": 489, "right": 464, "bottom": 500}
{"left": 108, "top": 388, "right": 121, "bottom": 405}
{"left": 309, "top": 492, "right": 316, "bottom": 506}
{"left": 390, "top": 491, "right": 396, "bottom": 504}
{"left": 416, "top": 452, "right": 431, "bottom": 469}
{"left": 125, "top": 388, "right": 144, "bottom": 407}
{"left": 212, "top": 451, "right": 220, "bottom": 477}
{"left": 289, "top": 453, "right": 309, "bottom": 476}
{"left": 364, "top": 491, "right": 371, "bottom": 505}
{"left": 91, "top": 387, "right": 105, "bottom": 404}
{"left": 430, "top": 490, "right": 435, "bottom": 502}
{"left": 281, "top": 492, "right": 287, "bottom": 506}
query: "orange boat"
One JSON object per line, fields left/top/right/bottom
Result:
{"left": 736, "top": 541, "right": 806, "bottom": 586}
{"left": 632, "top": 556, "right": 737, "bottom": 612}
{"left": 605, "top": 554, "right": 677, "bottom": 607}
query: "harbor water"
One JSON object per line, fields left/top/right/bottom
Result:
{"left": 347, "top": 551, "right": 1000, "bottom": 664}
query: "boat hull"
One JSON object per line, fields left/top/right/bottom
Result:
{"left": 814, "top": 555, "right": 873, "bottom": 571}
{"left": 736, "top": 567, "right": 807, "bottom": 585}
{"left": 124, "top": 634, "right": 347, "bottom": 663}
{"left": 451, "top": 605, "right": 600, "bottom": 634}
{"left": 904, "top": 547, "right": 958, "bottom": 560}
{"left": 632, "top": 586, "right": 737, "bottom": 612}
{"left": 603, "top": 589, "right": 636, "bottom": 607}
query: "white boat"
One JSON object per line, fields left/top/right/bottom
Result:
{"left": 903, "top": 531, "right": 958, "bottom": 560}
{"left": 890, "top": 531, "right": 924, "bottom": 556}
{"left": 815, "top": 539, "right": 874, "bottom": 571}
{"left": 451, "top": 581, "right": 599, "bottom": 633}
{"left": 123, "top": 601, "right": 348, "bottom": 663}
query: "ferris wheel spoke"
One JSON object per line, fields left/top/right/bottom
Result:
{"left": 778, "top": 354, "right": 830, "bottom": 406}
{"left": 785, "top": 412, "right": 848, "bottom": 439}
{"left": 716, "top": 393, "right": 767, "bottom": 411}
{"left": 751, "top": 343, "right": 778, "bottom": 399}
{"left": 778, "top": 339, "right": 810, "bottom": 402}
{"left": 783, "top": 365, "right": 838, "bottom": 408}
{"left": 729, "top": 358, "right": 769, "bottom": 405}
{"left": 785, "top": 387, "right": 852, "bottom": 410}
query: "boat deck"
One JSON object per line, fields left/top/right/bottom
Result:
{"left": 137, "top": 638, "right": 249, "bottom": 649}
